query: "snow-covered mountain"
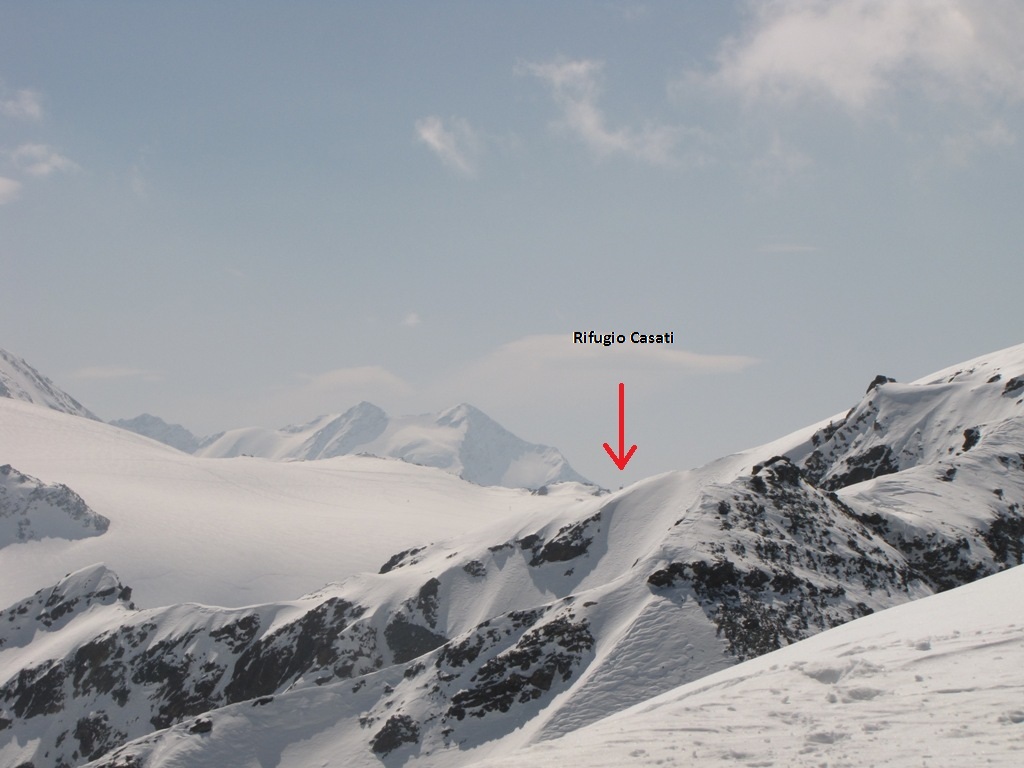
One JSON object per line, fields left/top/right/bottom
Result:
{"left": 109, "top": 414, "right": 203, "bottom": 454}
{"left": 0, "top": 342, "right": 1021, "bottom": 767}
{"left": 0, "top": 347, "right": 96, "bottom": 420}
{"left": 471, "top": 562, "right": 1024, "bottom": 768}
{"left": 0, "top": 464, "right": 109, "bottom": 548}
{"left": 0, "top": 396, "right": 589, "bottom": 610}
{"left": 197, "top": 402, "right": 593, "bottom": 489}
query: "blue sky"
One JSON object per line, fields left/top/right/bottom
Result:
{"left": 3, "top": 1, "right": 1023, "bottom": 488}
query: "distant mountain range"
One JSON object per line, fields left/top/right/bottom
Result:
{"left": 108, "top": 413, "right": 204, "bottom": 454}
{"left": 1, "top": 341, "right": 1022, "bottom": 767}
{"left": 193, "top": 401, "right": 592, "bottom": 489}
{"left": 0, "top": 346, "right": 592, "bottom": 490}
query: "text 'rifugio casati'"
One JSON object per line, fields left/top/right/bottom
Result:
{"left": 573, "top": 331, "right": 674, "bottom": 346}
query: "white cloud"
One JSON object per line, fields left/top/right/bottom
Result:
{"left": 12, "top": 143, "right": 80, "bottom": 177}
{"left": 943, "top": 120, "right": 1017, "bottom": 165}
{"left": 0, "top": 88, "right": 42, "bottom": 120}
{"left": 0, "top": 177, "right": 21, "bottom": 205}
{"left": 703, "top": 0, "right": 1024, "bottom": 111}
{"left": 401, "top": 312, "right": 422, "bottom": 328}
{"left": 71, "top": 366, "right": 162, "bottom": 382}
{"left": 415, "top": 115, "right": 482, "bottom": 176}
{"left": 442, "top": 334, "right": 757, "bottom": 408}
{"left": 519, "top": 58, "right": 681, "bottom": 165}
{"left": 752, "top": 132, "right": 812, "bottom": 190}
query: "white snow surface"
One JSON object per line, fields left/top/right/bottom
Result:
{"left": 470, "top": 563, "right": 1024, "bottom": 768}
{"left": 1, "top": 341, "right": 1022, "bottom": 768}
{"left": 0, "top": 347, "right": 97, "bottom": 420}
{"left": 196, "top": 401, "right": 592, "bottom": 489}
{"left": 0, "top": 397, "right": 588, "bottom": 609}
{"left": 80, "top": 566, "right": 1024, "bottom": 768}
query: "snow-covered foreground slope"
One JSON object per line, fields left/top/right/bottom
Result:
{"left": 473, "top": 563, "right": 1024, "bottom": 768}
{"left": 0, "top": 397, "right": 586, "bottom": 608}
{"left": 1, "top": 342, "right": 1022, "bottom": 767}
{"left": 196, "top": 402, "right": 592, "bottom": 489}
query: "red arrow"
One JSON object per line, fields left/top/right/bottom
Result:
{"left": 603, "top": 382, "right": 637, "bottom": 470}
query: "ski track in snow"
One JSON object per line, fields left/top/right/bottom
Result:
{"left": 470, "top": 565, "right": 1024, "bottom": 768}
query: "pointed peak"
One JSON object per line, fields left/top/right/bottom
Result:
{"left": 436, "top": 403, "right": 488, "bottom": 424}
{"left": 342, "top": 401, "right": 389, "bottom": 421}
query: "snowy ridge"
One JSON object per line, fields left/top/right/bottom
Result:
{"left": 197, "top": 401, "right": 592, "bottom": 489}
{"left": 0, "top": 464, "right": 109, "bottom": 548}
{"left": 0, "top": 342, "right": 1022, "bottom": 767}
{"left": 471, "top": 563, "right": 1024, "bottom": 768}
{"left": 0, "top": 348, "right": 96, "bottom": 420}
{"left": 109, "top": 414, "right": 203, "bottom": 454}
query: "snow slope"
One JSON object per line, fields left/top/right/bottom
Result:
{"left": 0, "top": 347, "right": 96, "bottom": 420}
{"left": 1, "top": 342, "right": 1022, "bottom": 768}
{"left": 196, "top": 402, "right": 592, "bottom": 489}
{"left": 472, "top": 563, "right": 1024, "bottom": 768}
{"left": 0, "top": 397, "right": 588, "bottom": 609}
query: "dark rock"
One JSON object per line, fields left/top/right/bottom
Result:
{"left": 822, "top": 444, "right": 899, "bottom": 491}
{"left": 529, "top": 513, "right": 601, "bottom": 566}
{"left": 416, "top": 578, "right": 441, "bottom": 628}
{"left": 962, "top": 427, "right": 981, "bottom": 452}
{"left": 1003, "top": 376, "right": 1024, "bottom": 397}
{"left": 446, "top": 615, "right": 593, "bottom": 720}
{"left": 384, "top": 615, "right": 447, "bottom": 664}
{"left": 984, "top": 504, "right": 1024, "bottom": 565}
{"left": 379, "top": 547, "right": 426, "bottom": 574}
{"left": 224, "top": 597, "right": 358, "bottom": 703}
{"left": 866, "top": 375, "right": 896, "bottom": 393}
{"left": 9, "top": 662, "right": 66, "bottom": 719}
{"left": 370, "top": 714, "right": 419, "bottom": 755}
{"left": 74, "top": 712, "right": 125, "bottom": 762}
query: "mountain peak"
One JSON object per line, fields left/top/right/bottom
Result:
{"left": 0, "top": 348, "right": 97, "bottom": 420}
{"left": 110, "top": 413, "right": 203, "bottom": 453}
{"left": 198, "top": 402, "right": 592, "bottom": 489}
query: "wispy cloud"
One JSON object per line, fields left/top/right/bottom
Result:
{"left": 415, "top": 115, "right": 482, "bottom": 176}
{"left": 943, "top": 120, "right": 1017, "bottom": 165}
{"left": 700, "top": 0, "right": 1024, "bottom": 111}
{"left": 519, "top": 58, "right": 681, "bottom": 166}
{"left": 71, "top": 366, "right": 162, "bottom": 382}
{"left": 401, "top": 312, "right": 422, "bottom": 328}
{"left": 752, "top": 132, "right": 811, "bottom": 190}
{"left": 0, "top": 177, "right": 21, "bottom": 205}
{"left": 443, "top": 334, "right": 757, "bottom": 408}
{"left": 11, "top": 144, "right": 80, "bottom": 177}
{"left": 0, "top": 88, "right": 42, "bottom": 120}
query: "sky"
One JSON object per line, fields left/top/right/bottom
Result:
{"left": 2, "top": 0, "right": 1023, "bottom": 489}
